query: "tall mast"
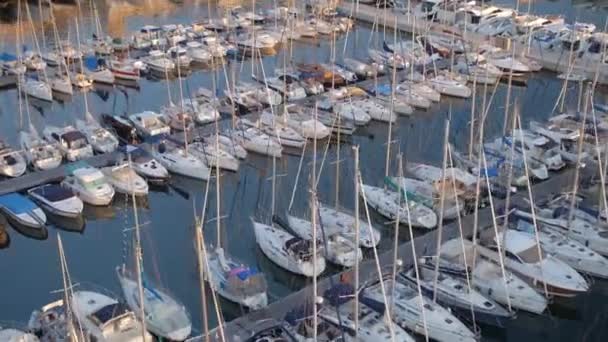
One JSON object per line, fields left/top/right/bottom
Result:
{"left": 352, "top": 145, "right": 360, "bottom": 339}
{"left": 432, "top": 119, "right": 449, "bottom": 302}
{"left": 74, "top": 18, "right": 90, "bottom": 116}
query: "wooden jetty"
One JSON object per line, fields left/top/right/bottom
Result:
{"left": 189, "top": 164, "right": 591, "bottom": 342}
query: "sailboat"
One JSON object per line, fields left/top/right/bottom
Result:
{"left": 0, "top": 140, "right": 27, "bottom": 177}
{"left": 75, "top": 112, "right": 119, "bottom": 154}
{"left": 147, "top": 140, "right": 210, "bottom": 180}
{"left": 227, "top": 124, "right": 283, "bottom": 158}
{"left": 362, "top": 184, "right": 438, "bottom": 229}
{"left": 204, "top": 247, "right": 269, "bottom": 309}
{"left": 320, "top": 283, "right": 416, "bottom": 342}
{"left": 116, "top": 266, "right": 192, "bottom": 340}
{"left": 363, "top": 276, "right": 478, "bottom": 342}
{"left": 21, "top": 77, "right": 53, "bottom": 102}
{"left": 245, "top": 116, "right": 305, "bottom": 148}
{"left": 253, "top": 221, "right": 326, "bottom": 277}
{"left": 286, "top": 214, "right": 362, "bottom": 267}
{"left": 189, "top": 140, "right": 240, "bottom": 172}
{"left": 317, "top": 204, "right": 381, "bottom": 248}
{"left": 0, "top": 327, "right": 39, "bottom": 342}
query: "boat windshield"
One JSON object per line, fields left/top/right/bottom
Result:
{"left": 422, "top": 1, "right": 436, "bottom": 12}
{"left": 33, "top": 185, "right": 73, "bottom": 201}
{"left": 81, "top": 177, "right": 106, "bottom": 190}
{"left": 516, "top": 246, "right": 545, "bottom": 263}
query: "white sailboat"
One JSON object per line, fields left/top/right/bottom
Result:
{"left": 189, "top": 141, "right": 239, "bottom": 172}
{"left": 129, "top": 111, "right": 172, "bottom": 138}
{"left": 364, "top": 277, "right": 477, "bottom": 342}
{"left": 387, "top": 176, "right": 464, "bottom": 220}
{"left": 333, "top": 101, "right": 372, "bottom": 126}
{"left": 228, "top": 125, "right": 283, "bottom": 158}
{"left": 440, "top": 238, "right": 548, "bottom": 314}
{"left": 75, "top": 112, "right": 119, "bottom": 154}
{"left": 0, "top": 327, "right": 39, "bottom": 342}
{"left": 317, "top": 204, "right": 381, "bottom": 248}
{"left": 148, "top": 140, "right": 210, "bottom": 180}
{"left": 253, "top": 221, "right": 326, "bottom": 277}
{"left": 428, "top": 74, "right": 472, "bottom": 98}
{"left": 126, "top": 147, "right": 170, "bottom": 183}
{"left": 19, "top": 124, "right": 62, "bottom": 171}
{"left": 282, "top": 104, "right": 331, "bottom": 140}
{"left": 287, "top": 214, "right": 362, "bottom": 267}
{"left": 362, "top": 184, "right": 438, "bottom": 229}
{"left": 71, "top": 289, "right": 153, "bottom": 342}
{"left": 204, "top": 247, "right": 268, "bottom": 309}
{"left": 21, "top": 78, "right": 53, "bottom": 102}
{"left": 248, "top": 115, "right": 306, "bottom": 148}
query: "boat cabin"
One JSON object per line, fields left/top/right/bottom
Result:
{"left": 55, "top": 130, "right": 88, "bottom": 150}
{"left": 284, "top": 238, "right": 318, "bottom": 262}
{"left": 70, "top": 168, "right": 107, "bottom": 191}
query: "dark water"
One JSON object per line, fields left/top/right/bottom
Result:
{"left": 0, "top": 0, "right": 608, "bottom": 340}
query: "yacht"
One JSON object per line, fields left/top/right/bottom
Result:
{"left": 28, "top": 184, "right": 83, "bottom": 218}
{"left": 144, "top": 50, "right": 175, "bottom": 73}
{"left": 71, "top": 289, "right": 153, "bottom": 342}
{"left": 148, "top": 140, "right": 210, "bottom": 180}
{"left": 0, "top": 140, "right": 26, "bottom": 178}
{"left": 19, "top": 127, "right": 63, "bottom": 171}
{"left": 129, "top": 111, "right": 172, "bottom": 138}
{"left": 253, "top": 221, "right": 326, "bottom": 277}
{"left": 43, "top": 126, "right": 94, "bottom": 162}
{"left": 75, "top": 112, "right": 119, "bottom": 154}
{"left": 116, "top": 266, "right": 192, "bottom": 341}
{"left": 61, "top": 166, "right": 115, "bottom": 206}
{"left": 101, "top": 163, "right": 149, "bottom": 196}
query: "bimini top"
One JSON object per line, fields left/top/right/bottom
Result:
{"left": 0, "top": 193, "right": 39, "bottom": 214}
{"left": 30, "top": 184, "right": 75, "bottom": 202}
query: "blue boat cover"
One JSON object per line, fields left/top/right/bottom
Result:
{"left": 0, "top": 193, "right": 39, "bottom": 214}
{"left": 31, "top": 184, "right": 74, "bottom": 202}
{"left": 91, "top": 303, "right": 130, "bottom": 324}
{"left": 84, "top": 56, "right": 103, "bottom": 71}
{"left": 0, "top": 53, "right": 17, "bottom": 62}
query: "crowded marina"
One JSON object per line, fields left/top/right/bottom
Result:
{"left": 2, "top": 0, "right": 608, "bottom": 341}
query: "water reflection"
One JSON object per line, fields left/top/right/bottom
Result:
{"left": 47, "top": 212, "right": 86, "bottom": 233}
{"left": 82, "top": 203, "right": 116, "bottom": 220}
{"left": 0, "top": 216, "right": 11, "bottom": 249}
{"left": 1, "top": 215, "right": 49, "bottom": 240}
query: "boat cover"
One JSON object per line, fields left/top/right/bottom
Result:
{"left": 0, "top": 193, "right": 38, "bottom": 214}
{"left": 323, "top": 283, "right": 354, "bottom": 307}
{"left": 31, "top": 184, "right": 74, "bottom": 202}
{"left": 91, "top": 303, "right": 130, "bottom": 325}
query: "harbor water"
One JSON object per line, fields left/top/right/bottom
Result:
{"left": 1, "top": 0, "right": 608, "bottom": 340}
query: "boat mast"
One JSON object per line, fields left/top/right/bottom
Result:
{"left": 74, "top": 18, "right": 90, "bottom": 116}
{"left": 57, "top": 234, "right": 84, "bottom": 342}
{"left": 352, "top": 145, "right": 360, "bottom": 339}
{"left": 128, "top": 154, "right": 148, "bottom": 341}
{"left": 195, "top": 178, "right": 212, "bottom": 341}
{"left": 566, "top": 89, "right": 590, "bottom": 230}
{"left": 24, "top": 2, "right": 49, "bottom": 85}
{"left": 431, "top": 119, "right": 449, "bottom": 303}
{"left": 389, "top": 155, "right": 403, "bottom": 315}
{"left": 384, "top": 13, "right": 398, "bottom": 181}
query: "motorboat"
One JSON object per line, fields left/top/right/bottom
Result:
{"left": 148, "top": 140, "right": 210, "bottom": 180}
{"left": 101, "top": 163, "right": 149, "bottom": 196}
{"left": 188, "top": 140, "right": 240, "bottom": 172}
{"left": 439, "top": 238, "right": 548, "bottom": 314}
{"left": 286, "top": 214, "right": 362, "bottom": 267}
{"left": 71, "top": 289, "right": 153, "bottom": 341}
{"left": 167, "top": 46, "right": 193, "bottom": 69}
{"left": 0, "top": 140, "right": 26, "bottom": 178}
{"left": 185, "top": 41, "right": 212, "bottom": 64}
{"left": 402, "top": 262, "right": 514, "bottom": 327}
{"left": 227, "top": 125, "right": 283, "bottom": 158}
{"left": 479, "top": 229, "right": 589, "bottom": 297}
{"left": 364, "top": 276, "right": 478, "bottom": 342}
{"left": 125, "top": 146, "right": 170, "bottom": 183}
{"left": 318, "top": 204, "right": 381, "bottom": 248}
{"left": 204, "top": 247, "right": 268, "bottom": 309}
{"left": 21, "top": 78, "right": 53, "bottom": 102}
{"left": 61, "top": 166, "right": 115, "bottom": 206}
{"left": 75, "top": 112, "right": 119, "bottom": 154}
{"left": 129, "top": 111, "right": 172, "bottom": 138}
{"left": 0, "top": 193, "right": 47, "bottom": 239}
{"left": 253, "top": 221, "right": 326, "bottom": 277}
{"left": 116, "top": 266, "right": 191, "bottom": 340}
{"left": 108, "top": 59, "right": 141, "bottom": 81}
{"left": 28, "top": 184, "right": 83, "bottom": 218}
{"left": 512, "top": 219, "right": 608, "bottom": 279}
{"left": 43, "top": 126, "right": 94, "bottom": 162}
{"left": 101, "top": 114, "right": 141, "bottom": 145}
{"left": 19, "top": 126, "right": 63, "bottom": 171}
{"left": 144, "top": 50, "right": 175, "bottom": 73}
{"left": 362, "top": 184, "right": 438, "bottom": 229}
{"left": 320, "top": 283, "right": 415, "bottom": 342}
